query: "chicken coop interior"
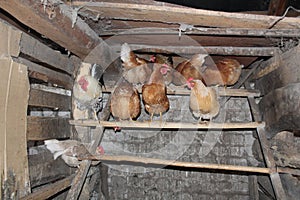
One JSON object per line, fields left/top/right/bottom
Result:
{"left": 1, "top": 0, "right": 300, "bottom": 199}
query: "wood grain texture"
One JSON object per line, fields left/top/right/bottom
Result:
{"left": 0, "top": 0, "right": 103, "bottom": 59}
{"left": 0, "top": 57, "right": 30, "bottom": 198}
{"left": 27, "top": 116, "right": 70, "bottom": 140}
{"left": 29, "top": 88, "right": 71, "bottom": 110}
{"left": 77, "top": 2, "right": 300, "bottom": 29}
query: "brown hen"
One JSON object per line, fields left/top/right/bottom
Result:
{"left": 110, "top": 80, "right": 141, "bottom": 121}
{"left": 120, "top": 43, "right": 152, "bottom": 84}
{"left": 202, "top": 58, "right": 243, "bottom": 86}
{"left": 189, "top": 79, "right": 220, "bottom": 122}
{"left": 172, "top": 53, "right": 208, "bottom": 86}
{"left": 142, "top": 64, "right": 170, "bottom": 121}
{"left": 150, "top": 54, "right": 173, "bottom": 85}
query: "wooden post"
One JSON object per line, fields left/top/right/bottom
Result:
{"left": 0, "top": 57, "right": 31, "bottom": 198}
{"left": 246, "top": 82, "right": 287, "bottom": 200}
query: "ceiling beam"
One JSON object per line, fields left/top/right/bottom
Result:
{"left": 98, "top": 27, "right": 300, "bottom": 38}
{"left": 75, "top": 2, "right": 300, "bottom": 29}
{"left": 111, "top": 44, "right": 280, "bottom": 56}
{"left": 0, "top": 0, "right": 103, "bottom": 59}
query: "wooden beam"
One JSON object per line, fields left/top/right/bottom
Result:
{"left": 0, "top": 57, "right": 30, "bottom": 198}
{"left": 18, "top": 33, "right": 74, "bottom": 75}
{"left": 246, "top": 82, "right": 287, "bottom": 200}
{"left": 20, "top": 175, "right": 75, "bottom": 200}
{"left": 75, "top": 2, "right": 300, "bottom": 29}
{"left": 112, "top": 44, "right": 279, "bottom": 56}
{"left": 69, "top": 120, "right": 264, "bottom": 130}
{"left": 91, "top": 155, "right": 272, "bottom": 174}
{"left": 103, "top": 85, "right": 261, "bottom": 97}
{"left": 0, "top": 0, "right": 103, "bottom": 59}
{"left": 29, "top": 88, "right": 71, "bottom": 111}
{"left": 99, "top": 27, "right": 300, "bottom": 38}
{"left": 16, "top": 57, "right": 73, "bottom": 89}
{"left": 27, "top": 116, "right": 70, "bottom": 141}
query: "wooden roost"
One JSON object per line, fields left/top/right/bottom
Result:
{"left": 0, "top": 0, "right": 300, "bottom": 199}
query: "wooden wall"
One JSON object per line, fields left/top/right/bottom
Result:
{"left": 0, "top": 19, "right": 80, "bottom": 198}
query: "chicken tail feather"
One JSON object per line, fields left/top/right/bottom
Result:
{"left": 190, "top": 54, "right": 208, "bottom": 67}
{"left": 120, "top": 43, "right": 132, "bottom": 63}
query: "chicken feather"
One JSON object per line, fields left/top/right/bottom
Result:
{"left": 142, "top": 64, "right": 170, "bottom": 121}
{"left": 189, "top": 79, "right": 220, "bottom": 122}
{"left": 173, "top": 54, "right": 208, "bottom": 86}
{"left": 120, "top": 43, "right": 152, "bottom": 84}
{"left": 110, "top": 81, "right": 141, "bottom": 120}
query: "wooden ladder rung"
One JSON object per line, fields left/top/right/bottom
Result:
{"left": 69, "top": 120, "right": 265, "bottom": 130}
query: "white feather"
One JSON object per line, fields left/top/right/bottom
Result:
{"left": 120, "top": 43, "right": 131, "bottom": 63}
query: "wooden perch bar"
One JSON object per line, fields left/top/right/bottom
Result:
{"left": 70, "top": 120, "right": 265, "bottom": 130}
{"left": 103, "top": 85, "right": 261, "bottom": 97}
{"left": 83, "top": 155, "right": 272, "bottom": 174}
{"left": 112, "top": 45, "right": 279, "bottom": 56}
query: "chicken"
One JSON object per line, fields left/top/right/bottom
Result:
{"left": 73, "top": 74, "right": 103, "bottom": 120}
{"left": 172, "top": 54, "right": 208, "bottom": 86}
{"left": 202, "top": 58, "right": 243, "bottom": 86}
{"left": 44, "top": 139, "right": 104, "bottom": 167}
{"left": 142, "top": 63, "right": 170, "bottom": 121}
{"left": 150, "top": 54, "right": 173, "bottom": 85}
{"left": 188, "top": 79, "right": 220, "bottom": 122}
{"left": 110, "top": 80, "right": 141, "bottom": 121}
{"left": 120, "top": 43, "right": 152, "bottom": 84}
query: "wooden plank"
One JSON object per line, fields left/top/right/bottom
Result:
{"left": 246, "top": 82, "right": 287, "bottom": 200}
{"left": 0, "top": 0, "right": 103, "bottom": 59}
{"left": 249, "top": 176, "right": 259, "bottom": 200}
{"left": 29, "top": 88, "right": 71, "bottom": 110}
{"left": 89, "top": 155, "right": 272, "bottom": 174}
{"left": 255, "top": 45, "right": 300, "bottom": 96}
{"left": 19, "top": 33, "right": 74, "bottom": 75}
{"left": 0, "top": 19, "right": 22, "bottom": 57}
{"left": 70, "top": 120, "right": 265, "bottom": 130}
{"left": 28, "top": 146, "right": 73, "bottom": 188}
{"left": 103, "top": 85, "right": 261, "bottom": 97}
{"left": 16, "top": 57, "right": 73, "bottom": 89}
{"left": 0, "top": 57, "right": 30, "bottom": 198}
{"left": 20, "top": 175, "right": 75, "bottom": 200}
{"left": 259, "top": 83, "right": 300, "bottom": 136}
{"left": 99, "top": 27, "right": 300, "bottom": 38}
{"left": 75, "top": 2, "right": 300, "bottom": 29}
{"left": 112, "top": 44, "right": 279, "bottom": 56}
{"left": 27, "top": 116, "right": 70, "bottom": 141}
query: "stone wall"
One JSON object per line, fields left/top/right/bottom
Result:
{"left": 101, "top": 96, "right": 260, "bottom": 199}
